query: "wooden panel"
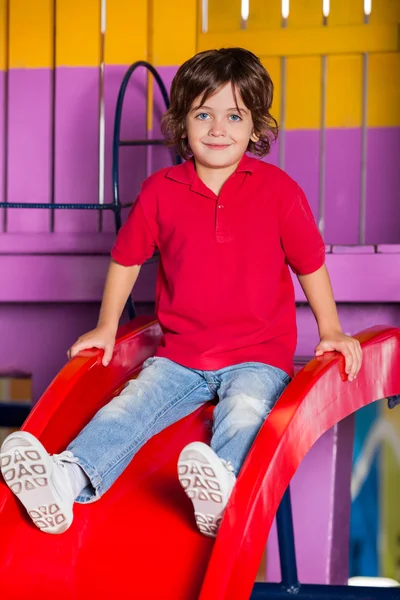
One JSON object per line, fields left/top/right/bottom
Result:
{"left": 328, "top": 0, "right": 364, "bottom": 26}
{"left": 152, "top": 0, "right": 197, "bottom": 66}
{"left": 53, "top": 69, "right": 100, "bottom": 232}
{"left": 207, "top": 0, "right": 242, "bottom": 33}
{"left": 324, "top": 129, "right": 362, "bottom": 244}
{"left": 1, "top": 252, "right": 400, "bottom": 302}
{"left": 368, "top": 53, "right": 400, "bottom": 127}
{"left": 285, "top": 130, "right": 320, "bottom": 219}
{"left": 286, "top": 57, "right": 322, "bottom": 129}
{"left": 197, "top": 24, "right": 398, "bottom": 56}
{"left": 366, "top": 128, "right": 400, "bottom": 244}
{"left": 248, "top": 0, "right": 281, "bottom": 30}
{"left": 105, "top": 0, "right": 148, "bottom": 64}
{"left": 6, "top": 1, "right": 54, "bottom": 232}
{"left": 326, "top": 55, "right": 363, "bottom": 128}
{"left": 56, "top": 0, "right": 101, "bottom": 67}
{"left": 369, "top": 0, "right": 400, "bottom": 24}
{"left": 0, "top": 232, "right": 115, "bottom": 253}
{"left": 0, "top": 0, "right": 7, "bottom": 70}
{"left": 6, "top": 70, "right": 53, "bottom": 232}
{"left": 261, "top": 57, "right": 281, "bottom": 124}
{"left": 288, "top": 0, "right": 322, "bottom": 27}
{"left": 53, "top": 1, "right": 101, "bottom": 233}
{"left": 9, "top": 0, "right": 53, "bottom": 68}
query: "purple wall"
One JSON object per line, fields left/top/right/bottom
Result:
{"left": 267, "top": 416, "right": 355, "bottom": 584}
{"left": 53, "top": 68, "right": 100, "bottom": 233}
{"left": 6, "top": 69, "right": 52, "bottom": 232}
{"left": 1, "top": 64, "right": 399, "bottom": 244}
{"left": 324, "top": 129, "right": 362, "bottom": 244}
{"left": 1, "top": 300, "right": 398, "bottom": 405}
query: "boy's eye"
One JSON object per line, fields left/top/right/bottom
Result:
{"left": 229, "top": 114, "right": 242, "bottom": 122}
{"left": 196, "top": 113, "right": 210, "bottom": 120}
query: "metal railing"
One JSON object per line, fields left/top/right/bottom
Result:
{"left": 0, "top": 60, "right": 180, "bottom": 319}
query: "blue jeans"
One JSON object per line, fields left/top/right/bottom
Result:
{"left": 67, "top": 357, "right": 290, "bottom": 503}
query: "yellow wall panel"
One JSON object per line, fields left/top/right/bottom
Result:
{"left": 369, "top": 0, "right": 400, "bottom": 23}
{"left": 9, "top": 0, "right": 54, "bottom": 68}
{"left": 56, "top": 1, "right": 101, "bottom": 67}
{"left": 288, "top": 0, "right": 322, "bottom": 27}
{"left": 198, "top": 24, "right": 398, "bottom": 57}
{"left": 261, "top": 57, "right": 281, "bottom": 123}
{"left": 329, "top": 0, "right": 364, "bottom": 26}
{"left": 326, "top": 55, "right": 363, "bottom": 128}
{"left": 368, "top": 53, "right": 400, "bottom": 127}
{"left": 0, "top": 0, "right": 7, "bottom": 70}
{"left": 151, "top": 0, "right": 197, "bottom": 66}
{"left": 207, "top": 0, "right": 242, "bottom": 33}
{"left": 248, "top": 0, "right": 282, "bottom": 30}
{"left": 105, "top": 0, "right": 148, "bottom": 64}
{"left": 286, "top": 57, "right": 321, "bottom": 129}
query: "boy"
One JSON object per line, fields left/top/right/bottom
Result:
{"left": 0, "top": 48, "right": 362, "bottom": 538}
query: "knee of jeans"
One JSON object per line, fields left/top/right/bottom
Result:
{"left": 96, "top": 391, "right": 138, "bottom": 420}
{"left": 217, "top": 393, "right": 270, "bottom": 433}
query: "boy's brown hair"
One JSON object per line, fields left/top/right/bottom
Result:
{"left": 161, "top": 47, "right": 278, "bottom": 159}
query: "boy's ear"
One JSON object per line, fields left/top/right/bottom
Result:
{"left": 250, "top": 130, "right": 259, "bottom": 143}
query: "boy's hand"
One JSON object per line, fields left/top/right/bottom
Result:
{"left": 68, "top": 326, "right": 117, "bottom": 367}
{"left": 314, "top": 332, "right": 362, "bottom": 382}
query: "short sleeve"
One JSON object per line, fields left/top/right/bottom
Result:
{"left": 280, "top": 178, "right": 325, "bottom": 275}
{"left": 111, "top": 189, "right": 158, "bottom": 267}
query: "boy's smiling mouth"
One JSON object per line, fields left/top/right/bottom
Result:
{"left": 203, "top": 143, "right": 232, "bottom": 150}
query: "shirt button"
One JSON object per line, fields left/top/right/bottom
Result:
{"left": 218, "top": 205, "right": 224, "bottom": 208}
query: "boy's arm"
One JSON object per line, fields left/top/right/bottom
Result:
{"left": 69, "top": 260, "right": 141, "bottom": 366}
{"left": 69, "top": 184, "right": 157, "bottom": 367}
{"left": 297, "top": 264, "right": 362, "bottom": 382}
{"left": 97, "top": 259, "right": 141, "bottom": 331}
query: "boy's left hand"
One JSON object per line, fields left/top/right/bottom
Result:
{"left": 314, "top": 332, "right": 362, "bottom": 382}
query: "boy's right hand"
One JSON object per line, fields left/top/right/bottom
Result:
{"left": 68, "top": 326, "right": 117, "bottom": 367}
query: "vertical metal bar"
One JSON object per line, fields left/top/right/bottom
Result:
{"left": 241, "top": 0, "right": 249, "bottom": 29}
{"left": 279, "top": 57, "right": 286, "bottom": 171}
{"left": 276, "top": 486, "right": 299, "bottom": 591}
{"left": 319, "top": 54, "right": 327, "bottom": 236}
{"left": 98, "top": 0, "right": 106, "bottom": 232}
{"left": 201, "top": 0, "right": 208, "bottom": 33}
{"left": 2, "top": 0, "right": 10, "bottom": 232}
{"left": 359, "top": 52, "right": 368, "bottom": 244}
{"left": 50, "top": 0, "right": 57, "bottom": 233}
{"left": 281, "top": 0, "right": 289, "bottom": 24}
{"left": 279, "top": 6, "right": 287, "bottom": 172}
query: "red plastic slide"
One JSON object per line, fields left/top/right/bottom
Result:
{"left": 0, "top": 316, "right": 399, "bottom": 600}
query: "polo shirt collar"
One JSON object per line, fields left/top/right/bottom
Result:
{"left": 165, "top": 153, "right": 257, "bottom": 189}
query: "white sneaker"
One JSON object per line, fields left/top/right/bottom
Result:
{"left": 0, "top": 431, "right": 80, "bottom": 534}
{"left": 178, "top": 442, "right": 236, "bottom": 538}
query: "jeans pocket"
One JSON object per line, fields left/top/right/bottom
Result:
{"left": 274, "top": 367, "right": 291, "bottom": 386}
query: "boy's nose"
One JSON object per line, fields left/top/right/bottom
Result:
{"left": 209, "top": 121, "right": 226, "bottom": 137}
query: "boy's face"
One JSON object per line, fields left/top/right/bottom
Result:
{"left": 185, "top": 84, "right": 257, "bottom": 170}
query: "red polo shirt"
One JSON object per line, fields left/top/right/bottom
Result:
{"left": 111, "top": 154, "right": 325, "bottom": 377}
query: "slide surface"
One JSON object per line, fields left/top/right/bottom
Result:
{"left": 0, "top": 316, "right": 399, "bottom": 600}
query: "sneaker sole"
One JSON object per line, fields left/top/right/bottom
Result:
{"left": 0, "top": 432, "right": 73, "bottom": 534}
{"left": 178, "top": 444, "right": 231, "bottom": 538}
